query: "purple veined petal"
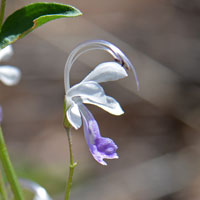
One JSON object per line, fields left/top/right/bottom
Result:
{"left": 81, "top": 61, "right": 128, "bottom": 83}
{"left": 0, "top": 106, "right": 3, "bottom": 123}
{"left": 0, "top": 45, "right": 14, "bottom": 62}
{"left": 79, "top": 104, "right": 119, "bottom": 165}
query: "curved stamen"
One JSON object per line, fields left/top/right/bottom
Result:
{"left": 64, "top": 40, "right": 139, "bottom": 92}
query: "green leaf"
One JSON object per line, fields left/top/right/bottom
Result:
{"left": 0, "top": 3, "right": 82, "bottom": 49}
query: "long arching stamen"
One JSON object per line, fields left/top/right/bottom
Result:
{"left": 64, "top": 40, "right": 139, "bottom": 92}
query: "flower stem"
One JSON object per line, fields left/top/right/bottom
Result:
{"left": 0, "top": 0, "right": 6, "bottom": 31}
{"left": 0, "top": 126, "right": 24, "bottom": 200}
{"left": 64, "top": 127, "right": 77, "bottom": 200}
{"left": 0, "top": 170, "right": 8, "bottom": 200}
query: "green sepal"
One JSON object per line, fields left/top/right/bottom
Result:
{"left": 0, "top": 2, "right": 82, "bottom": 49}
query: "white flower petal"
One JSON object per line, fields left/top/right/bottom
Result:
{"left": 81, "top": 61, "right": 128, "bottom": 83}
{"left": 67, "top": 81, "right": 107, "bottom": 104}
{"left": 0, "top": 45, "right": 14, "bottom": 62}
{"left": 68, "top": 81, "right": 124, "bottom": 116}
{"left": 81, "top": 96, "right": 124, "bottom": 116}
{"left": 0, "top": 65, "right": 21, "bottom": 86}
{"left": 66, "top": 103, "right": 82, "bottom": 129}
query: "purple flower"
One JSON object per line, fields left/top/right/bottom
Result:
{"left": 64, "top": 40, "right": 139, "bottom": 165}
{"left": 0, "top": 106, "right": 3, "bottom": 123}
{"left": 80, "top": 104, "right": 118, "bottom": 165}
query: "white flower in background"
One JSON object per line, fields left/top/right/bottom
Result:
{"left": 64, "top": 40, "right": 139, "bottom": 165}
{"left": 0, "top": 45, "right": 21, "bottom": 86}
{"left": 0, "top": 45, "right": 14, "bottom": 62}
{"left": 19, "top": 179, "right": 52, "bottom": 200}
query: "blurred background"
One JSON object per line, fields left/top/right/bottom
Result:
{"left": 1, "top": 0, "right": 200, "bottom": 199}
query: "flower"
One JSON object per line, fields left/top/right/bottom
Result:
{"left": 0, "top": 45, "right": 21, "bottom": 86}
{"left": 19, "top": 179, "right": 52, "bottom": 200}
{"left": 0, "top": 46, "right": 21, "bottom": 123}
{"left": 0, "top": 105, "right": 2, "bottom": 123}
{"left": 64, "top": 40, "right": 139, "bottom": 165}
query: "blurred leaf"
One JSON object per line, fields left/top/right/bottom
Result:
{"left": 0, "top": 3, "right": 82, "bottom": 49}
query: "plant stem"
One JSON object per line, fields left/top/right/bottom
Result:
{"left": 0, "top": 0, "right": 6, "bottom": 31}
{"left": 0, "top": 170, "right": 8, "bottom": 200}
{"left": 0, "top": 126, "right": 24, "bottom": 200}
{"left": 64, "top": 127, "right": 77, "bottom": 200}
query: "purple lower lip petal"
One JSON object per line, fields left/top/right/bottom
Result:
{"left": 95, "top": 137, "right": 118, "bottom": 155}
{"left": 80, "top": 104, "right": 119, "bottom": 165}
